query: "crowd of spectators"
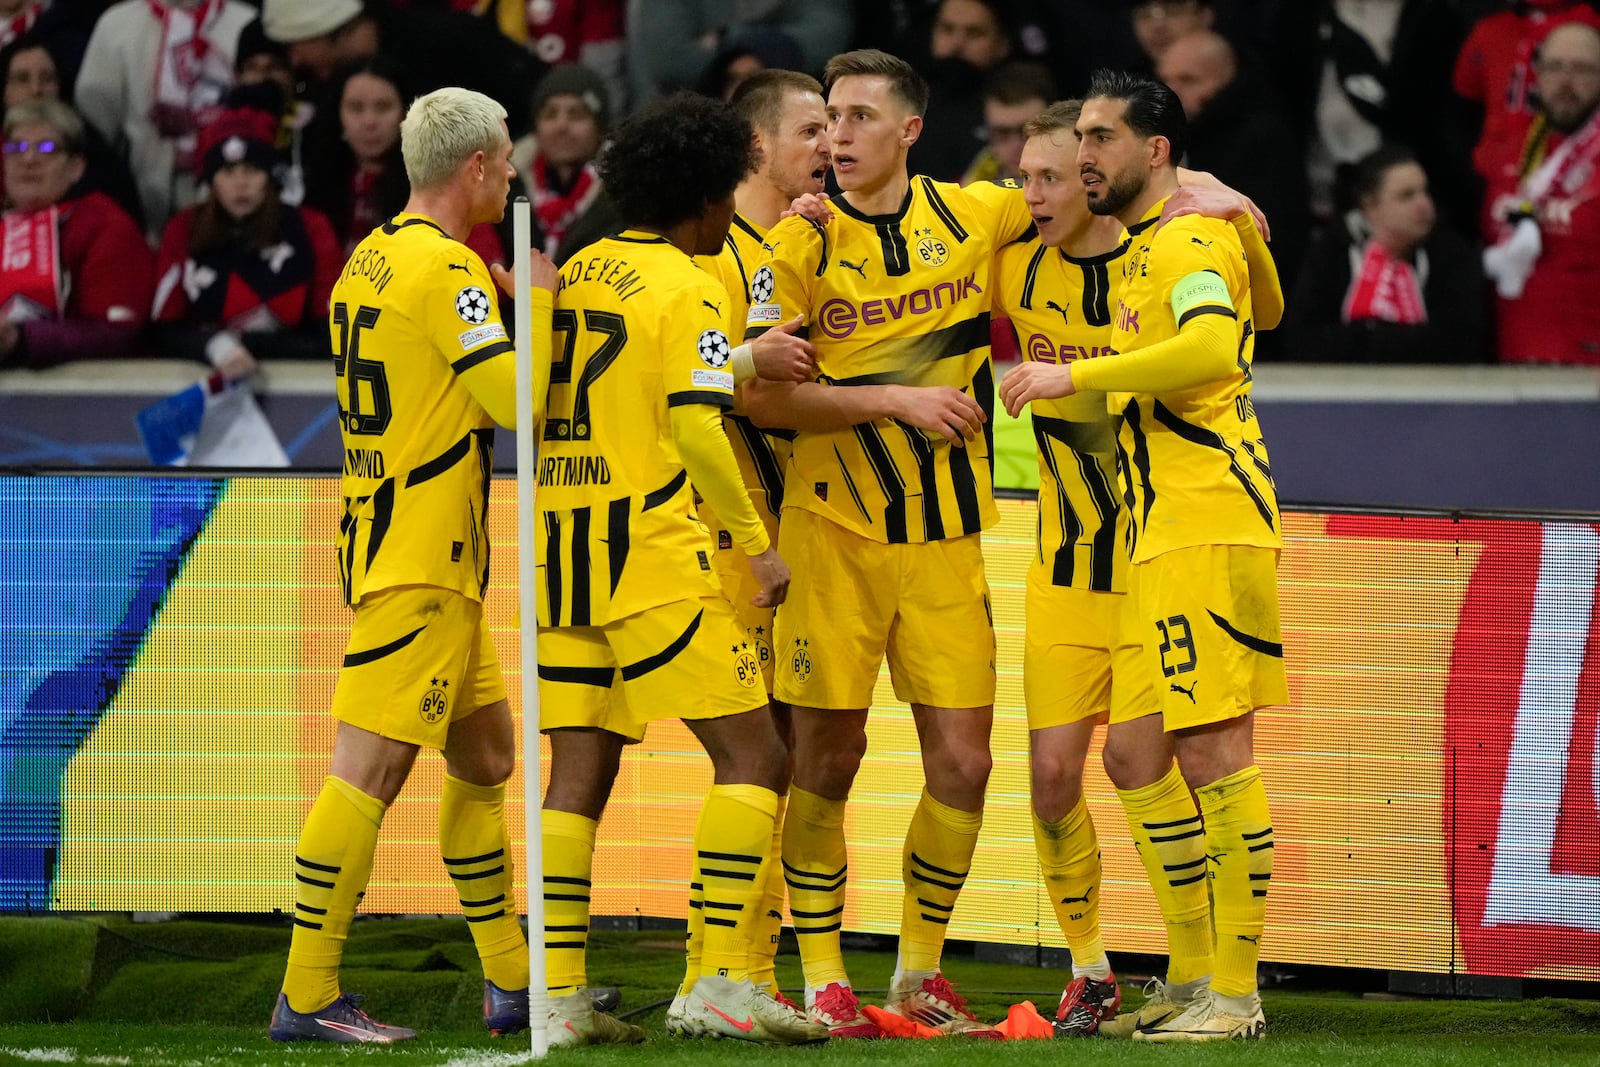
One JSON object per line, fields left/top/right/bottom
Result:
{"left": 0, "top": 0, "right": 1596, "bottom": 373}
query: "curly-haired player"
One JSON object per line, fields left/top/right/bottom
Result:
{"left": 532, "top": 92, "right": 826, "bottom": 1046}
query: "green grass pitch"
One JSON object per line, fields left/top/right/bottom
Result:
{"left": 1, "top": 916, "right": 1596, "bottom": 1066}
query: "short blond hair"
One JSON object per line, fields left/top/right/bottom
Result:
{"left": 400, "top": 87, "right": 507, "bottom": 190}
{"left": 1024, "top": 98, "right": 1082, "bottom": 140}
{"left": 5, "top": 99, "right": 85, "bottom": 154}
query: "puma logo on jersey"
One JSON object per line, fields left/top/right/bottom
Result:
{"left": 1190, "top": 237, "right": 1213, "bottom": 249}
{"left": 1045, "top": 299, "right": 1070, "bottom": 325}
{"left": 839, "top": 257, "right": 868, "bottom": 278}
{"left": 447, "top": 261, "right": 471, "bottom": 272}
{"left": 1170, "top": 680, "right": 1197, "bottom": 703}
{"left": 702, "top": 298, "right": 722, "bottom": 316}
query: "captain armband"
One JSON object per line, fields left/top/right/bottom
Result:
{"left": 1170, "top": 269, "right": 1235, "bottom": 328}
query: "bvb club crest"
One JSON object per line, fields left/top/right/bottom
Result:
{"left": 419, "top": 678, "right": 450, "bottom": 724}
{"left": 916, "top": 228, "right": 948, "bottom": 268}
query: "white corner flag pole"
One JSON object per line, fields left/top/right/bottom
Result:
{"left": 512, "top": 196, "right": 549, "bottom": 1059}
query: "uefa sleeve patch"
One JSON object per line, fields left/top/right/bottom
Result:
{"left": 697, "top": 328, "right": 732, "bottom": 367}
{"left": 750, "top": 265, "right": 775, "bottom": 304}
{"left": 692, "top": 368, "right": 735, "bottom": 390}
{"left": 747, "top": 302, "right": 782, "bottom": 324}
{"left": 455, "top": 285, "right": 492, "bottom": 324}
{"left": 458, "top": 322, "right": 507, "bottom": 350}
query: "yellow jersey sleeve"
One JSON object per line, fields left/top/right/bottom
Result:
{"left": 668, "top": 275, "right": 739, "bottom": 410}
{"left": 744, "top": 216, "right": 823, "bottom": 340}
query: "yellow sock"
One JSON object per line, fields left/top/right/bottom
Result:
{"left": 440, "top": 774, "right": 527, "bottom": 992}
{"left": 543, "top": 808, "right": 597, "bottom": 997}
{"left": 748, "top": 793, "right": 788, "bottom": 990}
{"left": 782, "top": 787, "right": 849, "bottom": 989}
{"left": 679, "top": 856, "right": 704, "bottom": 998}
{"left": 281, "top": 776, "right": 385, "bottom": 1013}
{"left": 1196, "top": 765, "right": 1272, "bottom": 997}
{"left": 697, "top": 783, "right": 778, "bottom": 981}
{"left": 1033, "top": 798, "right": 1105, "bottom": 972}
{"left": 1117, "top": 763, "right": 1214, "bottom": 985}
{"left": 899, "top": 788, "right": 982, "bottom": 973}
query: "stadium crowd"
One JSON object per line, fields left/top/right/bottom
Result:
{"left": 0, "top": 0, "right": 1594, "bottom": 373}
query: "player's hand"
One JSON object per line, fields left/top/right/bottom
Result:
{"left": 1174, "top": 168, "right": 1271, "bottom": 242}
{"left": 887, "top": 385, "right": 987, "bottom": 446}
{"left": 781, "top": 192, "right": 833, "bottom": 225}
{"left": 751, "top": 316, "right": 816, "bottom": 381}
{"left": 747, "top": 546, "right": 791, "bottom": 608}
{"left": 1160, "top": 185, "right": 1250, "bottom": 230}
{"left": 489, "top": 251, "right": 561, "bottom": 299}
{"left": 999, "top": 361, "right": 1076, "bottom": 417}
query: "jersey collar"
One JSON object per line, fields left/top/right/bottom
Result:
{"left": 834, "top": 182, "right": 915, "bottom": 225}
{"left": 612, "top": 229, "right": 671, "bottom": 244}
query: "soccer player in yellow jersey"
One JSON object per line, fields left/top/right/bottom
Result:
{"left": 667, "top": 68, "right": 827, "bottom": 1028}
{"left": 532, "top": 91, "right": 824, "bottom": 1047}
{"left": 744, "top": 48, "right": 1033, "bottom": 1039}
{"left": 1003, "top": 70, "right": 1285, "bottom": 1042}
{"left": 995, "top": 98, "right": 1282, "bottom": 1039}
{"left": 269, "top": 88, "right": 559, "bottom": 1044}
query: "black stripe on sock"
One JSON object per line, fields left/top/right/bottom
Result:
{"left": 444, "top": 849, "right": 505, "bottom": 866}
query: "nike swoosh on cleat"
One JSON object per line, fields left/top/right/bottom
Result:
{"left": 315, "top": 1020, "right": 387, "bottom": 1042}
{"left": 704, "top": 1002, "right": 756, "bottom": 1032}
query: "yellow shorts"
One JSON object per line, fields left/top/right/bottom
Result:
{"left": 773, "top": 506, "right": 995, "bottom": 710}
{"left": 704, "top": 507, "right": 778, "bottom": 695}
{"left": 538, "top": 595, "right": 767, "bottom": 741}
{"left": 1132, "top": 545, "right": 1288, "bottom": 731}
{"left": 1023, "top": 572, "right": 1155, "bottom": 730}
{"left": 330, "top": 585, "right": 506, "bottom": 749}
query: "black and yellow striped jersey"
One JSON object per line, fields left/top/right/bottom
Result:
{"left": 994, "top": 235, "right": 1130, "bottom": 593}
{"left": 696, "top": 210, "right": 791, "bottom": 537}
{"left": 536, "top": 231, "right": 737, "bottom": 626}
{"left": 331, "top": 213, "right": 512, "bottom": 606}
{"left": 747, "top": 177, "right": 1033, "bottom": 543}
{"left": 1078, "top": 201, "right": 1280, "bottom": 562}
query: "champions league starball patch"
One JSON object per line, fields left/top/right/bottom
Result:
{"left": 750, "top": 265, "right": 775, "bottom": 304}
{"left": 455, "top": 285, "right": 491, "bottom": 324}
{"left": 697, "top": 328, "right": 732, "bottom": 368}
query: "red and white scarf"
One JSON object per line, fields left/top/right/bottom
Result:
{"left": 1485, "top": 103, "right": 1600, "bottom": 298}
{"left": 0, "top": 2, "right": 43, "bottom": 50}
{"left": 531, "top": 155, "right": 600, "bottom": 256}
{"left": 0, "top": 204, "right": 63, "bottom": 321}
{"left": 1343, "top": 239, "right": 1427, "bottom": 325}
{"left": 148, "top": 0, "right": 231, "bottom": 170}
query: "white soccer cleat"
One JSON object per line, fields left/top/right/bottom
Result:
{"left": 665, "top": 988, "right": 698, "bottom": 1037}
{"left": 883, "top": 970, "right": 1003, "bottom": 1038}
{"left": 547, "top": 989, "right": 646, "bottom": 1048}
{"left": 1132, "top": 987, "right": 1265, "bottom": 1042}
{"left": 681, "top": 975, "right": 828, "bottom": 1044}
{"left": 1098, "top": 975, "right": 1207, "bottom": 1038}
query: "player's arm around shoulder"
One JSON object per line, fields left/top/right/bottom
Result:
{"left": 960, "top": 175, "right": 1036, "bottom": 249}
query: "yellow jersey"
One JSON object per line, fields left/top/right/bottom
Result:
{"left": 331, "top": 213, "right": 513, "bottom": 606}
{"left": 1076, "top": 201, "right": 1280, "bottom": 562}
{"left": 747, "top": 176, "right": 1033, "bottom": 543}
{"left": 994, "top": 234, "right": 1130, "bottom": 592}
{"left": 537, "top": 231, "right": 738, "bottom": 626}
{"left": 696, "top": 210, "right": 792, "bottom": 535}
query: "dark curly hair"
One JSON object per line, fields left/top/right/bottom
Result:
{"left": 597, "top": 92, "right": 756, "bottom": 230}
